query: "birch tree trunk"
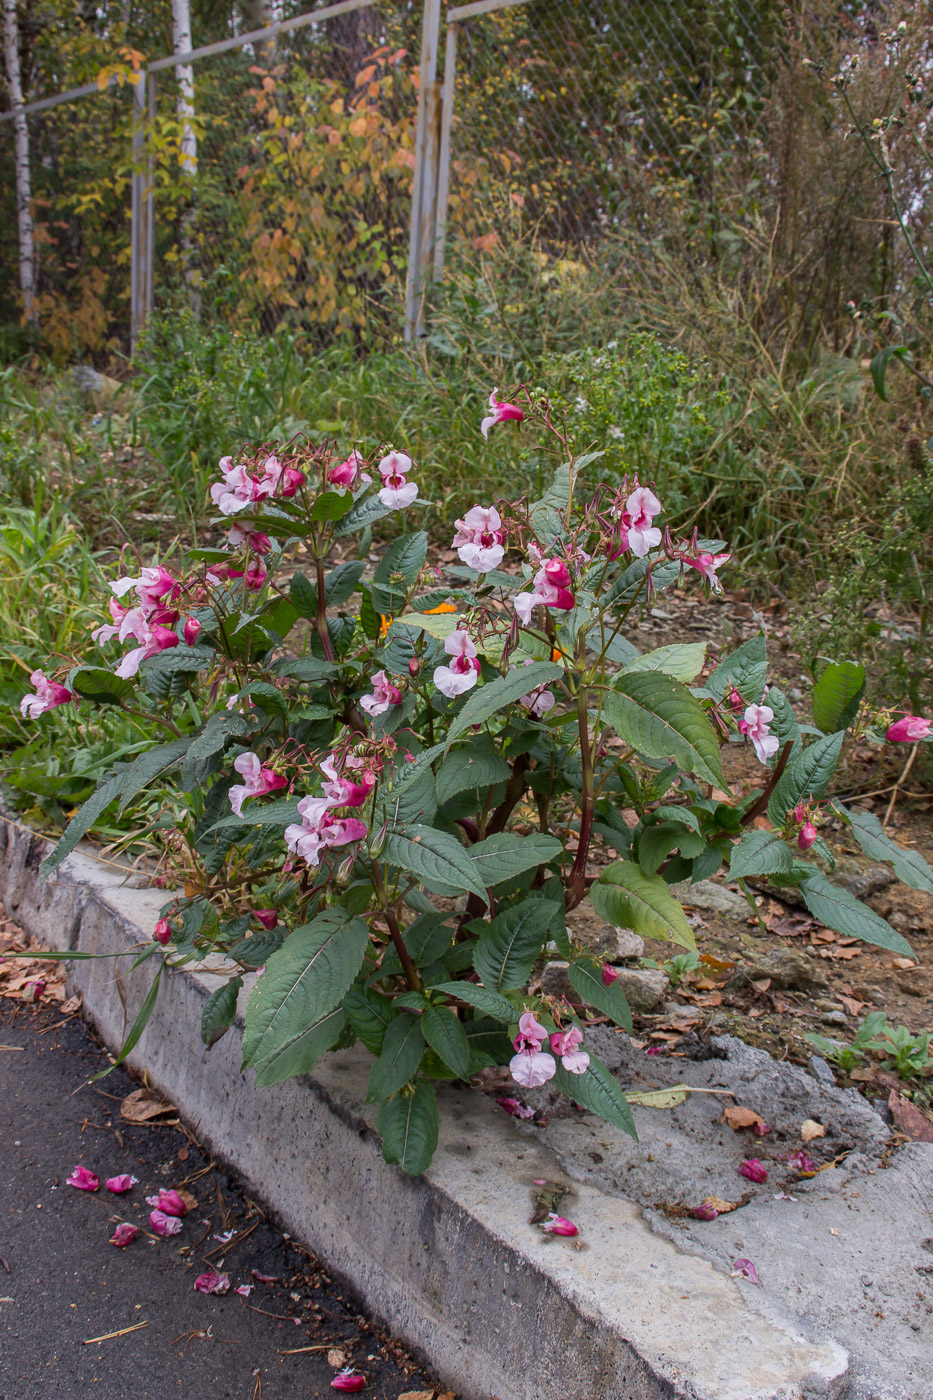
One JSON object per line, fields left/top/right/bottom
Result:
{"left": 171, "top": 0, "right": 201, "bottom": 313}
{"left": 2, "top": 0, "right": 36, "bottom": 324}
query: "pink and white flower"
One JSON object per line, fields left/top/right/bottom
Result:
{"left": 514, "top": 558, "right": 575, "bottom": 626}
{"left": 328, "top": 449, "right": 371, "bottom": 489}
{"left": 451, "top": 505, "right": 505, "bottom": 572}
{"left": 684, "top": 551, "right": 730, "bottom": 593}
{"left": 610, "top": 486, "right": 662, "bottom": 558}
{"left": 514, "top": 660, "right": 556, "bottom": 719}
{"left": 360, "top": 669, "right": 402, "bottom": 717}
{"left": 377, "top": 451, "right": 418, "bottom": 510}
{"left": 480, "top": 388, "right": 524, "bottom": 439}
{"left": 111, "top": 565, "right": 178, "bottom": 610}
{"left": 228, "top": 752, "right": 288, "bottom": 817}
{"left": 284, "top": 796, "right": 368, "bottom": 868}
{"left": 210, "top": 461, "right": 266, "bottom": 515}
{"left": 433, "top": 628, "right": 481, "bottom": 698}
{"left": 226, "top": 525, "right": 272, "bottom": 555}
{"left": 886, "top": 714, "right": 932, "bottom": 743}
{"left": 19, "top": 670, "right": 74, "bottom": 718}
{"left": 320, "top": 755, "right": 376, "bottom": 809}
{"left": 113, "top": 611, "right": 179, "bottom": 679}
{"left": 509, "top": 1011, "right": 557, "bottom": 1088}
{"left": 739, "top": 703, "right": 779, "bottom": 765}
{"left": 549, "top": 1026, "right": 589, "bottom": 1075}
{"left": 541, "top": 1213, "right": 578, "bottom": 1237}
{"left": 67, "top": 1165, "right": 100, "bottom": 1191}
{"left": 92, "top": 596, "right": 131, "bottom": 645}
{"left": 797, "top": 822, "right": 818, "bottom": 851}
{"left": 183, "top": 617, "right": 202, "bottom": 646}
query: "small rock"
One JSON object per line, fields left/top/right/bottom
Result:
{"left": 585, "top": 924, "right": 644, "bottom": 961}
{"left": 837, "top": 864, "right": 895, "bottom": 900}
{"left": 729, "top": 948, "right": 828, "bottom": 993}
{"left": 822, "top": 1010, "right": 848, "bottom": 1026}
{"left": 809, "top": 1055, "right": 837, "bottom": 1088}
{"left": 604, "top": 967, "right": 667, "bottom": 1013}
{"left": 669, "top": 879, "right": 747, "bottom": 918}
{"left": 540, "top": 961, "right": 573, "bottom": 1002}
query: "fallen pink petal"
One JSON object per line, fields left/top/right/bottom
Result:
{"left": 105, "top": 1174, "right": 138, "bottom": 1194}
{"left": 331, "top": 1368, "right": 367, "bottom": 1392}
{"left": 194, "top": 1271, "right": 230, "bottom": 1295}
{"left": 110, "top": 1223, "right": 138, "bottom": 1248}
{"left": 541, "top": 1213, "right": 578, "bottom": 1237}
{"left": 150, "top": 1208, "right": 183, "bottom": 1237}
{"left": 693, "top": 1202, "right": 719, "bottom": 1221}
{"left": 731, "top": 1257, "right": 760, "bottom": 1284}
{"left": 234, "top": 1284, "right": 253, "bottom": 1297}
{"left": 66, "top": 1165, "right": 100, "bottom": 1192}
{"left": 737, "top": 1158, "right": 768, "bottom": 1183}
{"left": 495, "top": 1096, "right": 536, "bottom": 1120}
{"left": 145, "top": 1188, "right": 187, "bottom": 1217}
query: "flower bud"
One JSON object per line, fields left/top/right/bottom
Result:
{"left": 737, "top": 1158, "right": 768, "bottom": 1183}
{"left": 254, "top": 909, "right": 278, "bottom": 931}
{"left": 797, "top": 822, "right": 818, "bottom": 851}
{"left": 543, "top": 557, "right": 571, "bottom": 589}
{"left": 693, "top": 1202, "right": 719, "bottom": 1221}
{"left": 541, "top": 1213, "right": 578, "bottom": 1236}
{"left": 368, "top": 821, "right": 388, "bottom": 859}
{"left": 183, "top": 617, "right": 202, "bottom": 646}
{"left": 792, "top": 802, "right": 806, "bottom": 824}
{"left": 408, "top": 658, "right": 421, "bottom": 678}
{"left": 331, "top": 1372, "right": 366, "bottom": 1393}
{"left": 727, "top": 687, "right": 743, "bottom": 712}
{"left": 146, "top": 1188, "right": 187, "bottom": 1217}
{"left": 105, "top": 1174, "right": 138, "bottom": 1194}
{"left": 23, "top": 978, "right": 45, "bottom": 1003}
{"left": 280, "top": 466, "right": 306, "bottom": 497}
{"left": 154, "top": 918, "right": 172, "bottom": 945}
{"left": 602, "top": 964, "right": 621, "bottom": 988}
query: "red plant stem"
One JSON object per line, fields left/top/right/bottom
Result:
{"left": 314, "top": 554, "right": 337, "bottom": 664}
{"left": 565, "top": 683, "right": 593, "bottom": 911}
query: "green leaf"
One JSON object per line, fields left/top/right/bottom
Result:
{"left": 290, "top": 572, "right": 317, "bottom": 621}
{"left": 41, "top": 772, "right": 124, "bottom": 875}
{"left": 324, "top": 560, "right": 366, "bottom": 605}
{"left": 271, "top": 656, "right": 337, "bottom": 683}
{"left": 623, "top": 642, "right": 707, "bottom": 683}
{"left": 421, "top": 1006, "right": 470, "bottom": 1078}
{"left": 729, "top": 829, "right": 796, "bottom": 881}
{"left": 378, "top": 1081, "right": 439, "bottom": 1176}
{"left": 604, "top": 673, "right": 725, "bottom": 788}
{"left": 869, "top": 343, "right": 909, "bottom": 402}
{"left": 467, "top": 832, "right": 562, "bottom": 888}
{"left": 637, "top": 824, "right": 683, "bottom": 877}
{"left": 838, "top": 807, "right": 933, "bottom": 896}
{"left": 554, "top": 1055, "right": 637, "bottom": 1139}
{"left": 446, "top": 661, "right": 564, "bottom": 747}
{"left": 435, "top": 744, "right": 510, "bottom": 805}
{"left": 211, "top": 796, "right": 302, "bottom": 830}
{"left": 117, "top": 736, "right": 193, "bottom": 814}
{"left": 181, "top": 712, "right": 249, "bottom": 786}
{"left": 799, "top": 873, "right": 915, "bottom": 958}
{"left": 310, "top": 489, "right": 357, "bottom": 522}
{"left": 568, "top": 957, "right": 632, "bottom": 1031}
{"left": 67, "top": 665, "right": 135, "bottom": 706}
{"left": 529, "top": 462, "right": 572, "bottom": 542}
{"left": 252, "top": 1008, "right": 346, "bottom": 1088}
{"left": 393, "top": 611, "right": 461, "bottom": 642}
{"left": 705, "top": 635, "right": 767, "bottom": 705}
{"left": 201, "top": 977, "right": 242, "bottom": 1048}
{"left": 374, "top": 531, "right": 428, "bottom": 587}
{"left": 242, "top": 911, "right": 369, "bottom": 1080}
{"left": 765, "top": 686, "right": 801, "bottom": 759}
{"left": 335, "top": 491, "right": 403, "bottom": 538}
{"left": 234, "top": 681, "right": 288, "bottom": 719}
{"left": 430, "top": 980, "right": 516, "bottom": 1023}
{"left": 343, "top": 985, "right": 396, "bottom": 1055}
{"left": 812, "top": 661, "right": 865, "bottom": 734}
{"left": 591, "top": 860, "right": 695, "bottom": 950}
{"left": 139, "top": 645, "right": 216, "bottom": 680}
{"left": 90, "top": 962, "right": 164, "bottom": 1081}
{"left": 383, "top": 824, "right": 488, "bottom": 903}
{"left": 367, "top": 1014, "right": 425, "bottom": 1101}
{"left": 767, "top": 731, "right": 844, "bottom": 826}
{"left": 472, "top": 897, "right": 558, "bottom": 991}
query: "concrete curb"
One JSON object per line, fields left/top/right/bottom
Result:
{"left": 0, "top": 815, "right": 852, "bottom": 1400}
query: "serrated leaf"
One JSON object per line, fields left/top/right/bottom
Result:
{"left": 767, "top": 731, "right": 844, "bottom": 826}
{"left": 472, "top": 897, "right": 558, "bottom": 991}
{"left": 271, "top": 656, "right": 337, "bottom": 683}
{"left": 604, "top": 673, "right": 725, "bottom": 788}
{"left": 335, "top": 491, "right": 402, "bottom": 537}
{"left": 568, "top": 957, "right": 632, "bottom": 1031}
{"left": 252, "top": 1008, "right": 346, "bottom": 1088}
{"left": 466, "top": 832, "right": 562, "bottom": 888}
{"left": 446, "top": 661, "right": 564, "bottom": 746}
{"left": 310, "top": 489, "right": 357, "bottom": 522}
{"left": 706, "top": 634, "right": 767, "bottom": 705}
{"left": 140, "top": 645, "right": 216, "bottom": 678}
{"left": 367, "top": 1014, "right": 425, "bottom": 1100}
{"left": 383, "top": 824, "right": 488, "bottom": 902}
{"left": 800, "top": 873, "right": 915, "bottom": 958}
{"left": 234, "top": 681, "right": 288, "bottom": 719}
{"left": 430, "top": 980, "right": 516, "bottom": 1023}
{"left": 374, "top": 531, "right": 428, "bottom": 586}
{"left": 841, "top": 807, "right": 933, "bottom": 895}
{"left": 729, "top": 828, "right": 796, "bottom": 881}
{"left": 393, "top": 611, "right": 461, "bottom": 641}
{"left": 591, "top": 860, "right": 695, "bottom": 949}
{"left": 242, "top": 911, "right": 369, "bottom": 1079}
{"left": 290, "top": 572, "right": 317, "bottom": 621}
{"left": 623, "top": 642, "right": 707, "bottom": 683}
{"left": 555, "top": 1055, "right": 637, "bottom": 1139}
{"left": 67, "top": 664, "right": 135, "bottom": 706}
{"left": 41, "top": 772, "right": 124, "bottom": 874}
{"left": 421, "top": 1006, "right": 470, "bottom": 1077}
{"left": 378, "top": 1080, "right": 439, "bottom": 1175}
{"left": 343, "top": 985, "right": 396, "bottom": 1055}
{"left": 435, "top": 744, "right": 511, "bottom": 805}
{"left": 812, "top": 661, "right": 865, "bottom": 734}
{"left": 201, "top": 977, "right": 242, "bottom": 1048}
{"left": 182, "top": 712, "right": 249, "bottom": 781}
{"left": 765, "top": 685, "right": 800, "bottom": 760}
{"left": 211, "top": 797, "right": 302, "bottom": 829}
{"left": 117, "top": 735, "right": 192, "bottom": 814}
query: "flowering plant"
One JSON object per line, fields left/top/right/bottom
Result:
{"left": 26, "top": 390, "right": 931, "bottom": 1174}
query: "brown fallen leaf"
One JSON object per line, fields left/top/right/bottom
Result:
{"left": 120, "top": 1088, "right": 176, "bottom": 1124}
{"left": 177, "top": 1188, "right": 199, "bottom": 1212}
{"left": 399, "top": 1392, "right": 436, "bottom": 1400}
{"left": 723, "top": 1105, "right": 766, "bottom": 1132}
{"left": 699, "top": 954, "right": 735, "bottom": 973}
{"left": 695, "top": 992, "right": 724, "bottom": 1007}
{"left": 699, "top": 1195, "right": 741, "bottom": 1215}
{"left": 839, "top": 996, "right": 865, "bottom": 1017}
{"left": 892, "top": 956, "right": 918, "bottom": 970}
{"left": 801, "top": 1119, "right": 826, "bottom": 1142}
{"left": 750, "top": 978, "right": 772, "bottom": 994}
{"left": 849, "top": 1067, "right": 876, "bottom": 1082}
{"left": 888, "top": 1091, "right": 933, "bottom": 1143}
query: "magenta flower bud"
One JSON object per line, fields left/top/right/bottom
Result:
{"left": 153, "top": 918, "right": 172, "bottom": 945}
{"left": 150, "top": 1208, "right": 183, "bottom": 1237}
{"left": 23, "top": 978, "right": 45, "bottom": 1003}
{"left": 792, "top": 801, "right": 806, "bottom": 824}
{"left": 797, "top": 822, "right": 818, "bottom": 851}
{"left": 886, "top": 714, "right": 932, "bottom": 742}
{"left": 731, "top": 1257, "right": 759, "bottom": 1284}
{"left": 693, "top": 1202, "right": 719, "bottom": 1221}
{"left": 146, "top": 1188, "right": 187, "bottom": 1217}
{"left": 67, "top": 1165, "right": 100, "bottom": 1192}
{"left": 331, "top": 1369, "right": 367, "bottom": 1392}
{"left": 105, "top": 1174, "right": 138, "bottom": 1194}
{"left": 110, "top": 1223, "right": 138, "bottom": 1248}
{"left": 408, "top": 658, "right": 421, "bottom": 678}
{"left": 194, "top": 1270, "right": 230, "bottom": 1295}
{"left": 248, "top": 531, "right": 272, "bottom": 555}
{"left": 543, "top": 557, "right": 571, "bottom": 589}
{"left": 151, "top": 624, "right": 179, "bottom": 653}
{"left": 280, "top": 466, "right": 306, "bottom": 497}
{"left": 737, "top": 1158, "right": 768, "bottom": 1183}
{"left": 727, "top": 687, "right": 743, "bottom": 712}
{"left": 183, "top": 617, "right": 202, "bottom": 646}
{"left": 602, "top": 964, "right": 620, "bottom": 987}
{"left": 254, "top": 909, "right": 278, "bottom": 931}
{"left": 541, "top": 1213, "right": 578, "bottom": 1236}
{"left": 752, "top": 1121, "right": 771, "bottom": 1137}
{"left": 495, "top": 1096, "right": 535, "bottom": 1120}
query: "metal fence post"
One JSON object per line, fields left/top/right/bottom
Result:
{"left": 130, "top": 74, "right": 147, "bottom": 352}
{"left": 404, "top": 0, "right": 442, "bottom": 341}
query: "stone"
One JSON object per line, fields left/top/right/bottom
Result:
{"left": 668, "top": 879, "right": 747, "bottom": 918}
{"left": 809, "top": 1055, "right": 837, "bottom": 1088}
{"left": 729, "top": 947, "right": 828, "bottom": 993}
{"left": 585, "top": 924, "right": 644, "bottom": 961}
{"left": 604, "top": 967, "right": 667, "bottom": 1013}
{"left": 539, "top": 960, "right": 573, "bottom": 1001}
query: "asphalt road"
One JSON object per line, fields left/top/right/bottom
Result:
{"left": 0, "top": 1001, "right": 442, "bottom": 1400}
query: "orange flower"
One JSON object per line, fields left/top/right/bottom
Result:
{"left": 424, "top": 601, "right": 458, "bottom": 615}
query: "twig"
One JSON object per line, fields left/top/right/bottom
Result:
{"left": 277, "top": 1344, "right": 336, "bottom": 1354}
{"left": 84, "top": 1321, "right": 149, "bottom": 1344}
{"left": 883, "top": 742, "right": 920, "bottom": 830}
{"left": 203, "top": 1220, "right": 258, "bottom": 1260}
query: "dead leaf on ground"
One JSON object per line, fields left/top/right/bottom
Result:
{"left": 699, "top": 954, "right": 735, "bottom": 974}
{"left": 723, "top": 1105, "right": 765, "bottom": 1131}
{"left": 60, "top": 995, "right": 82, "bottom": 1015}
{"left": 849, "top": 1067, "right": 876, "bottom": 1082}
{"left": 750, "top": 978, "right": 772, "bottom": 993}
{"left": 801, "top": 1119, "right": 826, "bottom": 1142}
{"left": 120, "top": 1088, "right": 176, "bottom": 1123}
{"left": 699, "top": 1195, "right": 742, "bottom": 1214}
{"left": 892, "top": 956, "right": 918, "bottom": 970}
{"left": 177, "top": 1188, "right": 199, "bottom": 1212}
{"left": 327, "top": 1348, "right": 348, "bottom": 1369}
{"left": 888, "top": 1091, "right": 933, "bottom": 1143}
{"left": 839, "top": 995, "right": 865, "bottom": 1017}
{"left": 399, "top": 1391, "right": 436, "bottom": 1400}
{"left": 626, "top": 1086, "right": 689, "bottom": 1109}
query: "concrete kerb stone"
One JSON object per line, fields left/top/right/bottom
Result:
{"left": 0, "top": 814, "right": 854, "bottom": 1399}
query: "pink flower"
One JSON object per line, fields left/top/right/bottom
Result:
{"left": 752, "top": 1121, "right": 771, "bottom": 1137}
{"left": 183, "top": 617, "right": 202, "bottom": 646}
{"left": 495, "top": 1096, "right": 536, "bottom": 1120}
{"left": 377, "top": 451, "right": 418, "bottom": 510}
{"left": 153, "top": 918, "right": 172, "bottom": 945}
{"left": 739, "top": 703, "right": 779, "bottom": 765}
{"left": 110, "top": 1223, "right": 138, "bottom": 1247}
{"left": 92, "top": 595, "right": 131, "bottom": 645}
{"left": 731, "top": 1257, "right": 759, "bottom": 1284}
{"left": 737, "top": 1158, "right": 768, "bottom": 1183}
{"left": 105, "top": 1175, "right": 138, "bottom": 1194}
{"left": 67, "top": 1166, "right": 100, "bottom": 1192}
{"left": 111, "top": 565, "right": 177, "bottom": 609}
{"left": 513, "top": 1011, "right": 547, "bottom": 1051}
{"left": 886, "top": 715, "right": 932, "bottom": 743}
{"left": 693, "top": 1202, "right": 720, "bottom": 1221}
{"left": 480, "top": 388, "right": 523, "bottom": 439}
{"left": 514, "top": 660, "right": 556, "bottom": 718}
{"left": 210, "top": 461, "right": 265, "bottom": 515}
{"left": 514, "top": 559, "right": 575, "bottom": 626}
{"left": 684, "top": 551, "right": 730, "bottom": 593}
{"left": 22, "top": 979, "right": 45, "bottom": 1002}
{"left": 784, "top": 1150, "right": 816, "bottom": 1173}
{"left": 226, "top": 525, "right": 272, "bottom": 555}
{"left": 150, "top": 1209, "right": 183, "bottom": 1236}
{"left": 433, "top": 627, "right": 481, "bottom": 698}
{"left": 19, "top": 670, "right": 75, "bottom": 718}
{"left": 331, "top": 1370, "right": 367, "bottom": 1393}
{"left": 228, "top": 561, "right": 267, "bottom": 590}
{"left": 284, "top": 796, "right": 367, "bottom": 868}
{"left": 541, "top": 1213, "right": 578, "bottom": 1236}
{"left": 320, "top": 755, "right": 375, "bottom": 809}
{"left": 549, "top": 1026, "right": 589, "bottom": 1075}
{"left": 328, "top": 449, "right": 370, "bottom": 489}
{"left": 146, "top": 1188, "right": 187, "bottom": 1217}
{"left": 280, "top": 465, "right": 306, "bottom": 498}
{"left": 509, "top": 1049, "right": 557, "bottom": 1088}
{"left": 114, "top": 611, "right": 179, "bottom": 679}
{"left": 451, "top": 505, "right": 506, "bottom": 572}
{"left": 194, "top": 1271, "right": 230, "bottom": 1295}
{"left": 623, "top": 487, "right": 662, "bottom": 557}
{"left": 228, "top": 752, "right": 288, "bottom": 817}
{"left": 602, "top": 964, "right": 621, "bottom": 987}
{"left": 798, "top": 822, "right": 818, "bottom": 851}
{"left": 254, "top": 909, "right": 278, "bottom": 931}
{"left": 360, "top": 670, "right": 402, "bottom": 717}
